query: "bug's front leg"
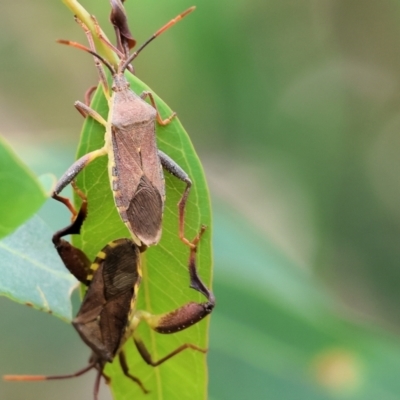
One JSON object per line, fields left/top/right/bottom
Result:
{"left": 74, "top": 101, "right": 108, "bottom": 124}
{"left": 52, "top": 100, "right": 109, "bottom": 194}
{"left": 73, "top": 17, "right": 111, "bottom": 100}
{"left": 53, "top": 145, "right": 108, "bottom": 197}
{"left": 52, "top": 182, "right": 91, "bottom": 285}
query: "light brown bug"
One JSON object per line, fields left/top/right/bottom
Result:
{"left": 53, "top": 7, "right": 197, "bottom": 249}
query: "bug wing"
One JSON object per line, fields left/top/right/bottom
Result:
{"left": 99, "top": 240, "right": 140, "bottom": 355}
{"left": 72, "top": 270, "right": 113, "bottom": 361}
{"left": 73, "top": 240, "right": 140, "bottom": 362}
{"left": 111, "top": 95, "right": 164, "bottom": 246}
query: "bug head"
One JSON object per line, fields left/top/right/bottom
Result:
{"left": 111, "top": 71, "right": 131, "bottom": 92}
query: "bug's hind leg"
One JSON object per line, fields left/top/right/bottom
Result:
{"left": 118, "top": 350, "right": 149, "bottom": 394}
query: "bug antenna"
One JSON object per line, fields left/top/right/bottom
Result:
{"left": 57, "top": 40, "right": 115, "bottom": 75}
{"left": 120, "top": 6, "right": 195, "bottom": 72}
{"left": 3, "top": 361, "right": 97, "bottom": 382}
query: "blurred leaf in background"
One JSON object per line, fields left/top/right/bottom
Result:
{"left": 2, "top": 0, "right": 400, "bottom": 399}
{"left": 0, "top": 136, "right": 47, "bottom": 239}
{"left": 0, "top": 215, "right": 77, "bottom": 320}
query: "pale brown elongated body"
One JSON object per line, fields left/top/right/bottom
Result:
{"left": 108, "top": 75, "right": 164, "bottom": 245}
{"left": 53, "top": 8, "right": 196, "bottom": 248}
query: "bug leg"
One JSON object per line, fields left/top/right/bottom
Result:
{"left": 52, "top": 192, "right": 78, "bottom": 219}
{"left": 118, "top": 351, "right": 149, "bottom": 394}
{"left": 52, "top": 180, "right": 87, "bottom": 221}
{"left": 130, "top": 291, "right": 214, "bottom": 365}
{"left": 74, "top": 101, "right": 107, "bottom": 125}
{"left": 158, "top": 150, "right": 197, "bottom": 249}
{"left": 129, "top": 238, "right": 215, "bottom": 363}
{"left": 93, "top": 368, "right": 103, "bottom": 400}
{"left": 145, "top": 229, "right": 214, "bottom": 324}
{"left": 186, "top": 226, "right": 214, "bottom": 300}
{"left": 74, "top": 17, "right": 111, "bottom": 99}
{"left": 3, "top": 361, "right": 97, "bottom": 382}
{"left": 101, "top": 370, "right": 110, "bottom": 385}
{"left": 84, "top": 85, "right": 98, "bottom": 107}
{"left": 52, "top": 182, "right": 87, "bottom": 238}
{"left": 53, "top": 146, "right": 108, "bottom": 196}
{"left": 131, "top": 296, "right": 214, "bottom": 357}
{"left": 141, "top": 91, "right": 177, "bottom": 126}
{"left": 52, "top": 182, "right": 92, "bottom": 284}
{"left": 134, "top": 336, "right": 206, "bottom": 367}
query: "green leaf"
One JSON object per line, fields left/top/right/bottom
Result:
{"left": 0, "top": 215, "right": 77, "bottom": 321}
{"left": 0, "top": 136, "right": 47, "bottom": 239}
{"left": 72, "top": 74, "right": 212, "bottom": 398}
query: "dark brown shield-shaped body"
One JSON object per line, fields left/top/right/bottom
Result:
{"left": 108, "top": 74, "right": 164, "bottom": 246}
{"left": 73, "top": 238, "right": 141, "bottom": 362}
{"left": 5, "top": 186, "right": 215, "bottom": 398}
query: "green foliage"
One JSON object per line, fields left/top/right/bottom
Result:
{"left": 0, "top": 137, "right": 76, "bottom": 320}
{"left": 73, "top": 73, "right": 212, "bottom": 399}
{"left": 209, "top": 205, "right": 400, "bottom": 399}
{"left": 0, "top": 215, "right": 77, "bottom": 321}
{"left": 0, "top": 136, "right": 47, "bottom": 239}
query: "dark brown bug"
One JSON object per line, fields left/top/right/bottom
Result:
{"left": 4, "top": 184, "right": 215, "bottom": 399}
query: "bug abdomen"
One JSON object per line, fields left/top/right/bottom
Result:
{"left": 125, "top": 175, "right": 163, "bottom": 245}
{"left": 110, "top": 126, "right": 164, "bottom": 246}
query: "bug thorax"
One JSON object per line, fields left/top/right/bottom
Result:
{"left": 112, "top": 73, "right": 131, "bottom": 92}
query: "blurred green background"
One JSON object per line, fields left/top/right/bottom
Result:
{"left": 2, "top": 0, "right": 400, "bottom": 399}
